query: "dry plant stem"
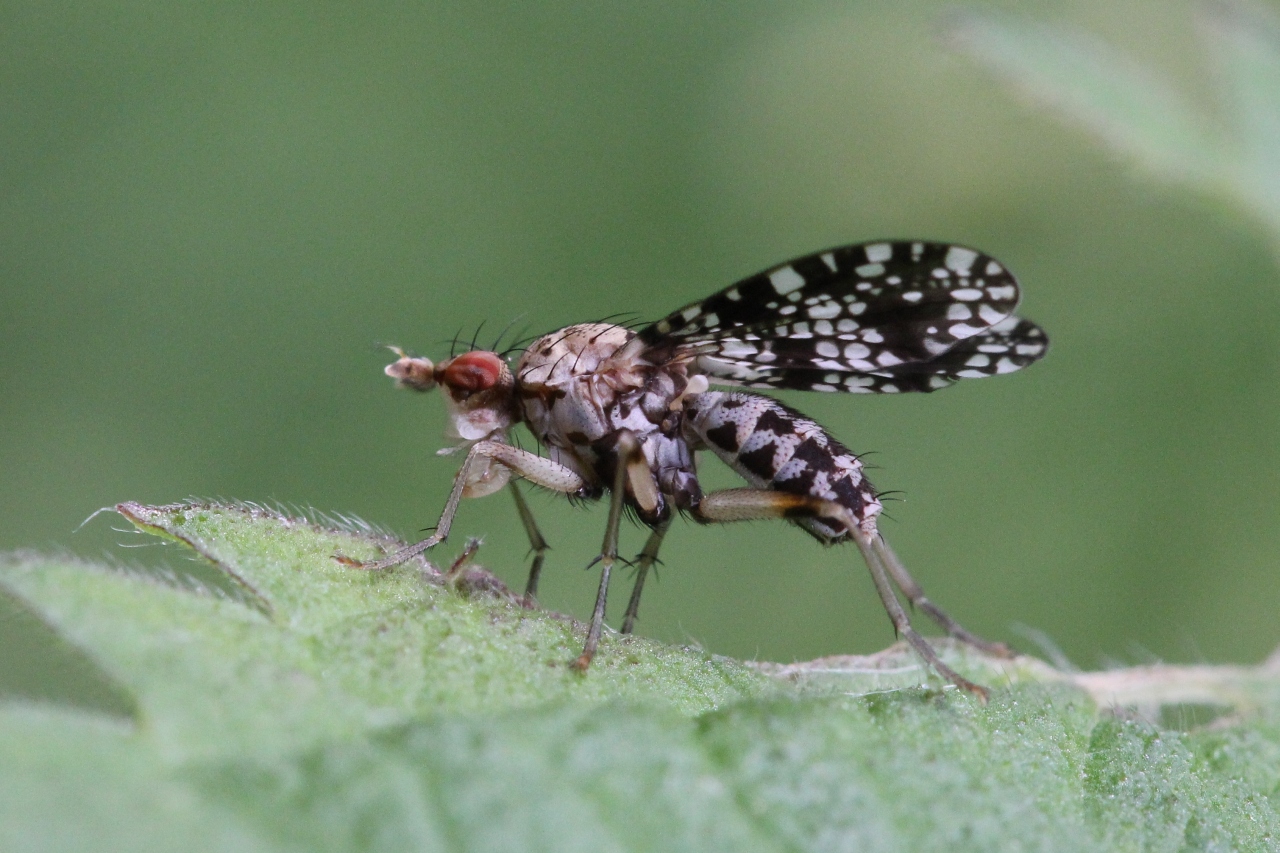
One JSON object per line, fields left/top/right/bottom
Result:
{"left": 620, "top": 519, "right": 670, "bottom": 635}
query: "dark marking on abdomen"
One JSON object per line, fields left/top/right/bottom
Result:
{"left": 705, "top": 422, "right": 740, "bottom": 452}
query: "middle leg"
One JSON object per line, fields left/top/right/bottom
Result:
{"left": 570, "top": 429, "right": 660, "bottom": 671}
{"left": 620, "top": 518, "right": 671, "bottom": 635}
{"left": 507, "top": 481, "right": 550, "bottom": 606}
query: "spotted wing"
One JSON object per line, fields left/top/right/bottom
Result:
{"left": 710, "top": 316, "right": 1049, "bottom": 393}
{"left": 638, "top": 241, "right": 1048, "bottom": 393}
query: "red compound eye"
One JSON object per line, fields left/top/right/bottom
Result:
{"left": 441, "top": 351, "right": 503, "bottom": 393}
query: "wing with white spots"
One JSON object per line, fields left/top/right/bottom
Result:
{"left": 876, "top": 316, "right": 1048, "bottom": 382}
{"left": 697, "top": 316, "right": 1049, "bottom": 394}
{"left": 638, "top": 241, "right": 1048, "bottom": 393}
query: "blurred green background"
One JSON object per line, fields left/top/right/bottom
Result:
{"left": 4, "top": 0, "right": 1279, "bottom": 698}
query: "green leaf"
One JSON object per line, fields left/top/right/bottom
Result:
{"left": 4, "top": 501, "right": 1280, "bottom": 851}
{"left": 947, "top": 15, "right": 1223, "bottom": 182}
{"left": 1202, "top": 2, "right": 1280, "bottom": 207}
{"left": 0, "top": 503, "right": 774, "bottom": 763}
{"left": 0, "top": 704, "right": 274, "bottom": 853}
{"left": 950, "top": 3, "right": 1280, "bottom": 253}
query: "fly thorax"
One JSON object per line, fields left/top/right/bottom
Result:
{"left": 516, "top": 323, "right": 639, "bottom": 386}
{"left": 516, "top": 323, "right": 662, "bottom": 449}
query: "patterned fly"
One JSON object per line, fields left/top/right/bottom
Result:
{"left": 347, "top": 241, "right": 1048, "bottom": 699}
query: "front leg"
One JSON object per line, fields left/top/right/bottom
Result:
{"left": 337, "top": 440, "right": 588, "bottom": 571}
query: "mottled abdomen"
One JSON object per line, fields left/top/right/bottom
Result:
{"left": 683, "top": 391, "right": 882, "bottom": 541}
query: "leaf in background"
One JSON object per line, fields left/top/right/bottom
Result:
{"left": 949, "top": 2, "right": 1280, "bottom": 253}
{"left": 0, "top": 704, "right": 275, "bottom": 853}
{"left": 946, "top": 15, "right": 1223, "bottom": 181}
{"left": 1201, "top": 1, "right": 1280, "bottom": 216}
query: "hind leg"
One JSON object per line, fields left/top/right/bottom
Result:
{"left": 871, "top": 535, "right": 1012, "bottom": 658}
{"left": 693, "top": 488, "right": 990, "bottom": 700}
